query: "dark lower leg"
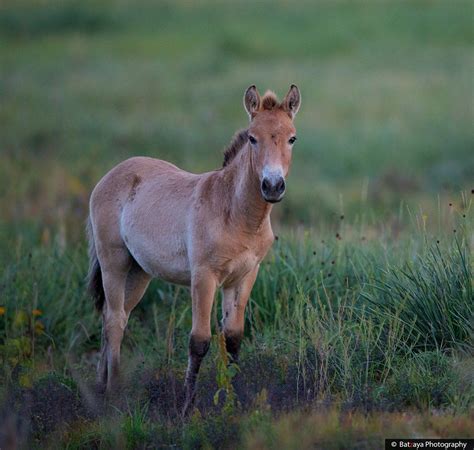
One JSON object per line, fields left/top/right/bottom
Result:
{"left": 224, "top": 331, "right": 243, "bottom": 363}
{"left": 183, "top": 334, "right": 210, "bottom": 415}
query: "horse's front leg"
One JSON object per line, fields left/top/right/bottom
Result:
{"left": 221, "top": 265, "right": 259, "bottom": 363}
{"left": 183, "top": 272, "right": 217, "bottom": 416}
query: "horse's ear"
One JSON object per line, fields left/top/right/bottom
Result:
{"left": 282, "top": 84, "right": 301, "bottom": 119}
{"left": 243, "top": 85, "right": 261, "bottom": 120}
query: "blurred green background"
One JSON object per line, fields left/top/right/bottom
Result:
{"left": 1, "top": 0, "right": 473, "bottom": 251}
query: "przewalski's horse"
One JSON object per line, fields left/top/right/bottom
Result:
{"left": 87, "top": 85, "right": 301, "bottom": 414}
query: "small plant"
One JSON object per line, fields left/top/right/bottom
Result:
{"left": 122, "top": 402, "right": 151, "bottom": 449}
{"left": 0, "top": 307, "right": 47, "bottom": 386}
{"left": 213, "top": 332, "right": 240, "bottom": 414}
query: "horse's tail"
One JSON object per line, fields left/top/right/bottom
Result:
{"left": 86, "top": 217, "right": 105, "bottom": 311}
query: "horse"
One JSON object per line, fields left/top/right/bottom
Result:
{"left": 86, "top": 84, "right": 301, "bottom": 414}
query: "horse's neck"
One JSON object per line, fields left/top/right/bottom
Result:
{"left": 225, "top": 145, "right": 272, "bottom": 233}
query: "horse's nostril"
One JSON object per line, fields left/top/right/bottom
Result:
{"left": 275, "top": 178, "right": 285, "bottom": 194}
{"left": 262, "top": 178, "right": 271, "bottom": 192}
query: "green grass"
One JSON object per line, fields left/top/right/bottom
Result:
{"left": 1, "top": 207, "right": 472, "bottom": 448}
{"left": 1, "top": 0, "right": 473, "bottom": 448}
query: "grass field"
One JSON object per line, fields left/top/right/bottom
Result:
{"left": 0, "top": 0, "right": 473, "bottom": 448}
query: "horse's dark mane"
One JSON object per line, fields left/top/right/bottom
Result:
{"left": 222, "top": 129, "right": 249, "bottom": 167}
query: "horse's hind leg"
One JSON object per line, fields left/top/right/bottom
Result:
{"left": 97, "top": 310, "right": 108, "bottom": 389}
{"left": 124, "top": 261, "right": 151, "bottom": 316}
{"left": 97, "top": 247, "right": 131, "bottom": 394}
{"left": 98, "top": 257, "right": 150, "bottom": 392}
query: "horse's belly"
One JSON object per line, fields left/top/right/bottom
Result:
{"left": 122, "top": 227, "right": 191, "bottom": 285}
{"left": 134, "top": 244, "right": 191, "bottom": 285}
{"left": 149, "top": 260, "right": 191, "bottom": 286}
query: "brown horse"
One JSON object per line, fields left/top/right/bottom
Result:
{"left": 86, "top": 84, "right": 301, "bottom": 414}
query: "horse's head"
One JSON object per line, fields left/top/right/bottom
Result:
{"left": 244, "top": 84, "right": 301, "bottom": 203}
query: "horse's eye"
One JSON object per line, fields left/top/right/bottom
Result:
{"left": 289, "top": 136, "right": 297, "bottom": 145}
{"left": 249, "top": 135, "right": 257, "bottom": 145}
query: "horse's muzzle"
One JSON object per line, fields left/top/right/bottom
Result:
{"left": 261, "top": 176, "right": 285, "bottom": 203}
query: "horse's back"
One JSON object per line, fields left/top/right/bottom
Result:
{"left": 90, "top": 156, "right": 191, "bottom": 223}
